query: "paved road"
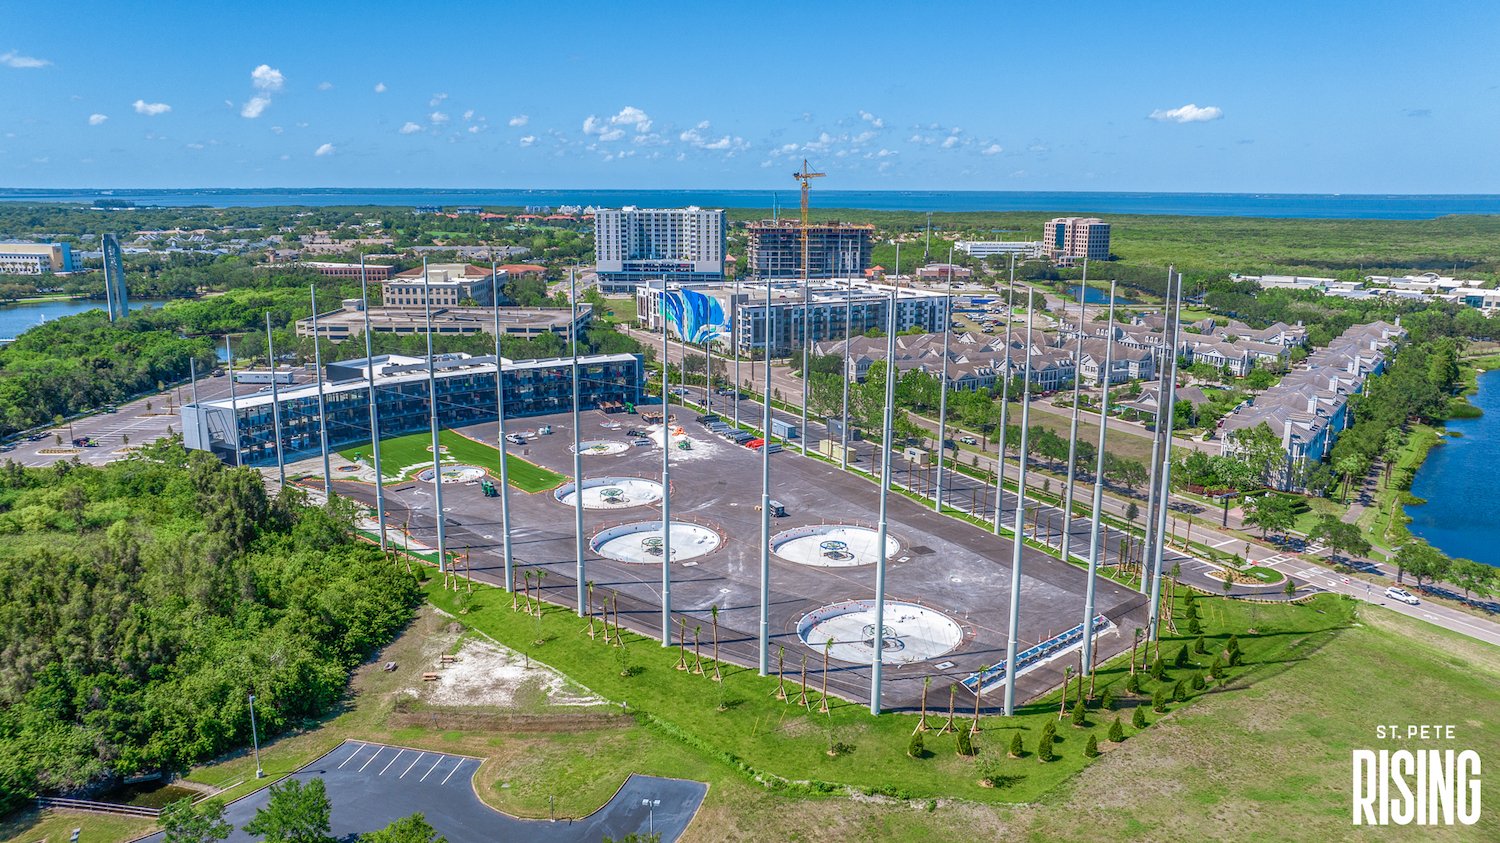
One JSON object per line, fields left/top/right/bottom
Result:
{"left": 138, "top": 740, "right": 707, "bottom": 843}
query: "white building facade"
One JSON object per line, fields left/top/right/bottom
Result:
{"left": 594, "top": 206, "right": 726, "bottom": 292}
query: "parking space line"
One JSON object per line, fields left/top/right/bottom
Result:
{"left": 337, "top": 743, "right": 367, "bottom": 769}
{"left": 358, "top": 747, "right": 384, "bottom": 773}
{"left": 378, "top": 749, "right": 405, "bottom": 776}
{"left": 419, "top": 756, "right": 444, "bottom": 782}
{"left": 439, "top": 758, "right": 465, "bottom": 786}
{"left": 400, "top": 753, "right": 425, "bottom": 778}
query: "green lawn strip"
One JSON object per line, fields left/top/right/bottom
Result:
{"left": 0, "top": 808, "right": 156, "bottom": 843}
{"left": 423, "top": 577, "right": 1354, "bottom": 805}
{"left": 337, "top": 429, "right": 564, "bottom": 492}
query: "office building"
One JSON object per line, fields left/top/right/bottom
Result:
{"left": 0, "top": 242, "right": 75, "bottom": 275}
{"left": 1042, "top": 217, "right": 1111, "bottom": 264}
{"left": 295, "top": 300, "right": 590, "bottom": 342}
{"left": 745, "top": 220, "right": 874, "bottom": 280}
{"left": 636, "top": 278, "right": 950, "bottom": 357}
{"left": 954, "top": 240, "right": 1044, "bottom": 260}
{"left": 181, "top": 351, "right": 644, "bottom": 467}
{"left": 593, "top": 206, "right": 726, "bottom": 292}
{"left": 102, "top": 233, "right": 128, "bottom": 321}
{"left": 305, "top": 261, "right": 394, "bottom": 281}
{"left": 383, "top": 263, "right": 501, "bottom": 307}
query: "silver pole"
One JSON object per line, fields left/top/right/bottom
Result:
{"left": 660, "top": 286, "right": 674, "bottom": 644}
{"left": 800, "top": 249, "right": 811, "bottom": 457}
{"left": 491, "top": 257, "right": 514, "bottom": 588}
{"left": 1081, "top": 281, "right": 1117, "bottom": 674}
{"left": 224, "top": 335, "right": 242, "bottom": 467}
{"left": 870, "top": 286, "right": 898, "bottom": 715}
{"left": 423, "top": 266, "right": 448, "bottom": 576}
{"left": 310, "top": 285, "right": 333, "bottom": 499}
{"left": 188, "top": 357, "right": 199, "bottom": 406}
{"left": 732, "top": 273, "right": 741, "bottom": 428}
{"left": 1059, "top": 259, "right": 1088, "bottom": 561}
{"left": 757, "top": 276, "right": 774, "bottom": 675}
{"left": 993, "top": 257, "right": 1016, "bottom": 533}
{"left": 1002, "top": 287, "right": 1036, "bottom": 717}
{"left": 265, "top": 313, "right": 286, "bottom": 487}
{"left": 1147, "top": 272, "right": 1184, "bottom": 641}
{"left": 1138, "top": 266, "right": 1175, "bottom": 592}
{"left": 839, "top": 233, "right": 852, "bottom": 470}
{"left": 248, "top": 693, "right": 263, "bottom": 778}
{"left": 102, "top": 234, "right": 116, "bottom": 322}
{"left": 934, "top": 246, "right": 952, "bottom": 512}
{"left": 359, "top": 257, "right": 387, "bottom": 552}
{"left": 571, "top": 268, "right": 586, "bottom": 616}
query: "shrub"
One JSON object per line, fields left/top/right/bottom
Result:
{"left": 1191, "top": 673, "right": 1206, "bottom": 691}
{"left": 1108, "top": 717, "right": 1124, "bottom": 742}
{"left": 1229, "top": 648, "right": 1244, "bottom": 667}
{"left": 1193, "top": 635, "right": 1207, "bottom": 655}
{"left": 1008, "top": 732, "right": 1023, "bottom": 758}
{"left": 1209, "top": 655, "right": 1225, "bottom": 680}
{"left": 1172, "top": 679, "right": 1187, "bottom": 702}
{"left": 1187, "top": 617, "right": 1202, "bottom": 636}
{"left": 1071, "top": 700, "right": 1087, "bottom": 727}
{"left": 1084, "top": 734, "right": 1099, "bottom": 758}
{"left": 1099, "top": 687, "right": 1115, "bottom": 711}
{"left": 1132, "top": 706, "right": 1147, "bottom": 729}
{"left": 1126, "top": 672, "right": 1141, "bottom": 693}
{"left": 1226, "top": 634, "right": 1241, "bottom": 657}
{"left": 1152, "top": 687, "right": 1169, "bottom": 713}
{"left": 1037, "top": 732, "right": 1054, "bottom": 762}
{"left": 908, "top": 732, "right": 925, "bottom": 759}
{"left": 1041, "top": 719, "right": 1057, "bottom": 742}
{"left": 1173, "top": 645, "right": 1189, "bottom": 668}
{"left": 1150, "top": 655, "right": 1166, "bottom": 680}
{"left": 1284, "top": 579, "right": 1297, "bottom": 596}
{"left": 956, "top": 730, "right": 975, "bottom": 757}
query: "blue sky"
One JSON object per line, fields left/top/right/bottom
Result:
{"left": 2, "top": 0, "right": 1498, "bottom": 192}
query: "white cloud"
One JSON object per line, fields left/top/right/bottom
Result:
{"left": 399, "top": 122, "right": 423, "bottom": 134}
{"left": 133, "top": 99, "right": 171, "bottom": 116}
{"left": 430, "top": 111, "right": 449, "bottom": 124}
{"left": 462, "top": 109, "right": 474, "bottom": 121}
{"left": 374, "top": 82, "right": 387, "bottom": 93}
{"left": 241, "top": 96, "right": 272, "bottom": 118}
{"left": 429, "top": 92, "right": 448, "bottom": 107}
{"left": 314, "top": 142, "right": 335, "bottom": 157}
{"left": 610, "top": 106, "right": 651, "bottom": 132}
{"left": 941, "top": 136, "right": 960, "bottom": 149}
{"left": 87, "top": 113, "right": 108, "bottom": 126}
{"left": 519, "top": 135, "right": 536, "bottom": 147}
{"left": 981, "top": 143, "right": 1003, "bottom": 155}
{"left": 680, "top": 121, "right": 746, "bottom": 153}
{"left": 858, "top": 110, "right": 884, "bottom": 129}
{"left": 250, "top": 64, "right": 284, "bottom": 92}
{"left": 467, "top": 125, "right": 482, "bottom": 134}
{"left": 584, "top": 107, "right": 652, "bottom": 141}
{"left": 597, "top": 128, "right": 625, "bottom": 142}
{"left": 508, "top": 114, "right": 529, "bottom": 127}
{"left": 0, "top": 50, "right": 50, "bottom": 69}
{"left": 185, "top": 142, "right": 205, "bottom": 150}
{"left": 1149, "top": 103, "right": 1223, "bottom": 123}
{"left": 270, "top": 125, "right": 284, "bottom": 134}
{"left": 318, "top": 81, "right": 334, "bottom": 91}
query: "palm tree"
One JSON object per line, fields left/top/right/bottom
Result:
{"left": 612, "top": 594, "right": 623, "bottom": 645}
{"left": 523, "top": 570, "right": 534, "bottom": 614}
{"left": 796, "top": 654, "right": 810, "bottom": 708}
{"left": 774, "top": 646, "right": 788, "bottom": 700}
{"left": 970, "top": 666, "right": 986, "bottom": 736}
{"left": 1130, "top": 627, "right": 1143, "bottom": 675}
{"left": 941, "top": 683, "right": 956, "bottom": 734}
{"left": 585, "top": 581, "right": 597, "bottom": 638}
{"left": 1058, "top": 666, "right": 1073, "bottom": 719}
{"left": 536, "top": 571, "right": 548, "bottom": 615}
{"left": 710, "top": 605, "right": 722, "bottom": 682}
{"left": 676, "top": 617, "right": 688, "bottom": 669}
{"left": 692, "top": 625, "right": 703, "bottom": 674}
{"left": 915, "top": 676, "right": 931, "bottom": 734}
{"left": 819, "top": 637, "right": 832, "bottom": 714}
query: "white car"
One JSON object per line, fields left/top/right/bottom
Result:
{"left": 1384, "top": 586, "right": 1420, "bottom": 606}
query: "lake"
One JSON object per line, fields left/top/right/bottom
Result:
{"left": 6, "top": 188, "right": 1500, "bottom": 219}
{"left": 1065, "top": 285, "right": 1135, "bottom": 306}
{"left": 0, "top": 298, "right": 172, "bottom": 340}
{"left": 1408, "top": 369, "right": 1500, "bottom": 567}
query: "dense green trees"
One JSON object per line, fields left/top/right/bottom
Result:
{"left": 0, "top": 442, "right": 420, "bottom": 812}
{"left": 243, "top": 778, "right": 334, "bottom": 843}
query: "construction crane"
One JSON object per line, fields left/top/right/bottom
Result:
{"left": 793, "top": 159, "right": 825, "bottom": 458}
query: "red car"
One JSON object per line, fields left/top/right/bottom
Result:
{"left": 745, "top": 438, "right": 765, "bottom": 449}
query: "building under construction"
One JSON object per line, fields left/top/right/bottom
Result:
{"left": 745, "top": 220, "right": 874, "bottom": 280}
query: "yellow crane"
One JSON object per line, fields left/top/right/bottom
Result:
{"left": 793, "top": 159, "right": 825, "bottom": 457}
{"left": 793, "top": 159, "right": 825, "bottom": 284}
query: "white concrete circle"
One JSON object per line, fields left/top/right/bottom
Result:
{"left": 416, "top": 464, "right": 486, "bottom": 483}
{"left": 591, "top": 521, "right": 722, "bottom": 564}
{"left": 554, "top": 476, "right": 664, "bottom": 509}
{"left": 571, "top": 439, "right": 630, "bottom": 456}
{"left": 772, "top": 524, "right": 899, "bottom": 567}
{"left": 798, "top": 600, "right": 964, "bottom": 665}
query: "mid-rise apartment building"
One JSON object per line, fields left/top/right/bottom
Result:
{"left": 594, "top": 206, "right": 726, "bottom": 292}
{"left": 745, "top": 220, "right": 874, "bottom": 280}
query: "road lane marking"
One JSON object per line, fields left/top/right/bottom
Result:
{"left": 419, "top": 757, "right": 444, "bottom": 781}
{"left": 337, "top": 743, "right": 367, "bottom": 769}
{"left": 440, "top": 759, "right": 465, "bottom": 786}
{"left": 378, "top": 749, "right": 405, "bottom": 775}
{"left": 358, "top": 747, "right": 384, "bottom": 772}
{"left": 1211, "top": 538, "right": 1236, "bottom": 548}
{"left": 400, "top": 753, "right": 425, "bottom": 778}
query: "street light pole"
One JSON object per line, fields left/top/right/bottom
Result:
{"left": 1003, "top": 288, "right": 1037, "bottom": 717}
{"left": 490, "top": 257, "right": 514, "bottom": 588}
{"left": 1059, "top": 260, "right": 1088, "bottom": 562}
{"left": 758, "top": 276, "right": 774, "bottom": 676}
{"left": 265, "top": 313, "right": 286, "bottom": 487}
{"left": 1081, "top": 282, "right": 1117, "bottom": 675}
{"left": 248, "top": 693, "right": 264, "bottom": 778}
{"left": 660, "top": 286, "right": 674, "bottom": 644}
{"left": 359, "top": 257, "right": 387, "bottom": 551}
{"left": 993, "top": 256, "right": 1016, "bottom": 534}
{"left": 570, "top": 267, "right": 586, "bottom": 616}
{"left": 309, "top": 285, "right": 333, "bottom": 499}
{"left": 934, "top": 246, "right": 952, "bottom": 513}
{"left": 870, "top": 285, "right": 898, "bottom": 715}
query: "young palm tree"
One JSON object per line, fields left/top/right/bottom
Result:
{"left": 1130, "top": 627, "right": 1143, "bottom": 675}
{"left": 692, "top": 625, "right": 704, "bottom": 674}
{"left": 512, "top": 568, "right": 521, "bottom": 611}
{"left": 536, "top": 571, "right": 548, "bottom": 616}
{"left": 1058, "top": 666, "right": 1073, "bottom": 719}
{"left": 940, "top": 683, "right": 956, "bottom": 734}
{"left": 612, "top": 594, "right": 623, "bottom": 645}
{"left": 915, "top": 676, "right": 931, "bottom": 734}
{"left": 774, "top": 645, "right": 788, "bottom": 700}
{"left": 971, "top": 666, "right": 986, "bottom": 735}
{"left": 585, "top": 581, "right": 597, "bottom": 638}
{"left": 710, "top": 605, "right": 722, "bottom": 682}
{"left": 523, "top": 570, "right": 534, "bottom": 614}
{"left": 797, "top": 654, "right": 810, "bottom": 708}
{"left": 819, "top": 637, "right": 832, "bottom": 714}
{"left": 676, "top": 616, "right": 688, "bottom": 669}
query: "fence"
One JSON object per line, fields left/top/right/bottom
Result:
{"left": 959, "top": 614, "right": 1113, "bottom": 696}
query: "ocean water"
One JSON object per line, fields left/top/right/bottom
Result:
{"left": 1408, "top": 369, "right": 1500, "bottom": 567}
{"left": 4, "top": 188, "right": 1500, "bottom": 219}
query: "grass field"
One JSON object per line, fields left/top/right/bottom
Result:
{"left": 87, "top": 574, "right": 1495, "bottom": 843}
{"left": 337, "top": 429, "right": 564, "bottom": 493}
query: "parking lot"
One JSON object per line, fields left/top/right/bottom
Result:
{"left": 139, "top": 740, "right": 707, "bottom": 842}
